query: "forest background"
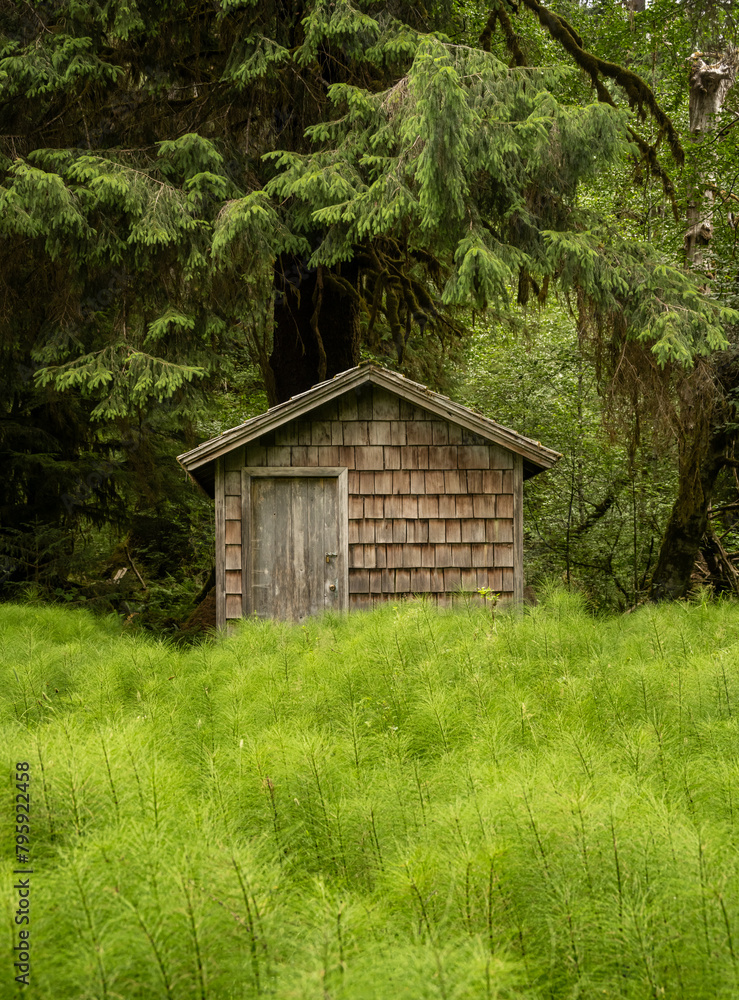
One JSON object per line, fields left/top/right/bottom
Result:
{"left": 1, "top": 0, "right": 739, "bottom": 631}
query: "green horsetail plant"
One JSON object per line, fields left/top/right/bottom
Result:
{"left": 3, "top": 593, "right": 739, "bottom": 998}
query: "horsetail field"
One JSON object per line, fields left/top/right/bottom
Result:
{"left": 2, "top": 591, "right": 739, "bottom": 999}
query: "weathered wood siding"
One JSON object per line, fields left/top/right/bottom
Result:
{"left": 217, "top": 385, "right": 522, "bottom": 625}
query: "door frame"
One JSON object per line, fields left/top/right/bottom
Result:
{"left": 240, "top": 467, "right": 349, "bottom": 617}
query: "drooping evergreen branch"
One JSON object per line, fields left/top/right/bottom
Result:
{"left": 480, "top": 0, "right": 683, "bottom": 211}
{"left": 517, "top": 0, "right": 684, "bottom": 167}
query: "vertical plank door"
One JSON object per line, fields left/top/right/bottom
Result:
{"left": 246, "top": 473, "right": 346, "bottom": 620}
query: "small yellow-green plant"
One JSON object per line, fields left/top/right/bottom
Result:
{"left": 2, "top": 590, "right": 739, "bottom": 998}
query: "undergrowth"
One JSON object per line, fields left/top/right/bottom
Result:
{"left": 2, "top": 589, "right": 739, "bottom": 999}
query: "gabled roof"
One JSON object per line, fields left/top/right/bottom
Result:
{"left": 177, "top": 364, "right": 561, "bottom": 496}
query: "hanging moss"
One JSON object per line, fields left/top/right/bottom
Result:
{"left": 480, "top": 0, "right": 527, "bottom": 67}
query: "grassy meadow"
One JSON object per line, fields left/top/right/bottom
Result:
{"left": 2, "top": 590, "right": 739, "bottom": 999}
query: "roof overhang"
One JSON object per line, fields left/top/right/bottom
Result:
{"left": 177, "top": 364, "right": 561, "bottom": 497}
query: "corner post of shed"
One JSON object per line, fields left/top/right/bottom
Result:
{"left": 215, "top": 456, "right": 226, "bottom": 630}
{"left": 513, "top": 454, "right": 524, "bottom": 607}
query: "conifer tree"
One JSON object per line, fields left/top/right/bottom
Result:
{"left": 0, "top": 0, "right": 736, "bottom": 595}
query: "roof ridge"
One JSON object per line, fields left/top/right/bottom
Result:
{"left": 177, "top": 363, "right": 561, "bottom": 495}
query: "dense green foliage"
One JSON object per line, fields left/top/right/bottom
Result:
{"left": 4, "top": 594, "right": 739, "bottom": 998}
{"left": 457, "top": 314, "right": 678, "bottom": 607}
{"left": 1, "top": 0, "right": 739, "bottom": 608}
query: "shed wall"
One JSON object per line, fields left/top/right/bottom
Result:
{"left": 215, "top": 386, "right": 523, "bottom": 626}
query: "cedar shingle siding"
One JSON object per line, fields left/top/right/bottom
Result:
{"left": 178, "top": 366, "right": 559, "bottom": 627}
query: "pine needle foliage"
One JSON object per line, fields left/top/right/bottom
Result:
{"left": 2, "top": 0, "right": 735, "bottom": 406}
{"left": 3, "top": 0, "right": 738, "bottom": 595}
{"left": 3, "top": 592, "right": 739, "bottom": 998}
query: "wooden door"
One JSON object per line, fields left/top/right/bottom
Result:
{"left": 242, "top": 469, "right": 348, "bottom": 620}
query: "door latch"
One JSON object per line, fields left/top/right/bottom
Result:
{"left": 325, "top": 552, "right": 337, "bottom": 563}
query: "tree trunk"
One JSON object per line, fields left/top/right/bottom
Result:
{"left": 268, "top": 256, "right": 362, "bottom": 404}
{"left": 648, "top": 48, "right": 738, "bottom": 600}
{"left": 684, "top": 49, "right": 738, "bottom": 268}
{"left": 649, "top": 418, "right": 730, "bottom": 599}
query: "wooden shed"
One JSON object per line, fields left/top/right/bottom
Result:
{"left": 177, "top": 364, "right": 560, "bottom": 628}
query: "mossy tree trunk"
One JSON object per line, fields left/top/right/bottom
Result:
{"left": 268, "top": 258, "right": 362, "bottom": 404}
{"left": 648, "top": 48, "right": 738, "bottom": 600}
{"left": 684, "top": 50, "right": 738, "bottom": 268}
{"left": 649, "top": 418, "right": 731, "bottom": 600}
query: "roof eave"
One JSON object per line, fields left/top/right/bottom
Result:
{"left": 177, "top": 365, "right": 561, "bottom": 494}
{"left": 177, "top": 366, "right": 368, "bottom": 475}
